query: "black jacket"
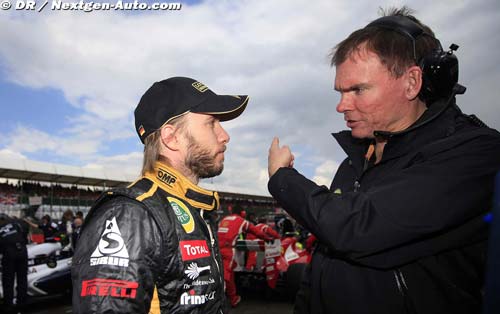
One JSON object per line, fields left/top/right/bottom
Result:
{"left": 269, "top": 104, "right": 500, "bottom": 314}
{"left": 72, "top": 162, "right": 226, "bottom": 314}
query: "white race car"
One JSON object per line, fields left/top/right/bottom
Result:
{"left": 0, "top": 240, "right": 73, "bottom": 300}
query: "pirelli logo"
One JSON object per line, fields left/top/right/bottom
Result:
{"left": 192, "top": 81, "right": 208, "bottom": 92}
{"left": 81, "top": 278, "right": 138, "bottom": 299}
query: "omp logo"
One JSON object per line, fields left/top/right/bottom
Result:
{"left": 90, "top": 217, "right": 129, "bottom": 267}
{"left": 191, "top": 81, "right": 209, "bottom": 92}
{"left": 157, "top": 168, "right": 177, "bottom": 186}
{"left": 180, "top": 289, "right": 215, "bottom": 305}
{"left": 81, "top": 278, "right": 138, "bottom": 299}
{"left": 168, "top": 197, "right": 195, "bottom": 233}
{"left": 184, "top": 262, "right": 211, "bottom": 280}
{"left": 179, "top": 240, "right": 210, "bottom": 261}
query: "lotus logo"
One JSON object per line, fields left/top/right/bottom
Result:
{"left": 168, "top": 197, "right": 195, "bottom": 233}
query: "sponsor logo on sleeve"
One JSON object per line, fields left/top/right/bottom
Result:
{"left": 180, "top": 289, "right": 216, "bottom": 305}
{"left": 90, "top": 217, "right": 129, "bottom": 267}
{"left": 81, "top": 278, "right": 138, "bottom": 299}
{"left": 217, "top": 227, "right": 228, "bottom": 233}
{"left": 0, "top": 223, "right": 18, "bottom": 237}
{"left": 179, "top": 240, "right": 210, "bottom": 261}
{"left": 168, "top": 197, "right": 195, "bottom": 233}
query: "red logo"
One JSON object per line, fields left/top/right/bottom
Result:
{"left": 180, "top": 240, "right": 210, "bottom": 261}
{"left": 81, "top": 278, "right": 138, "bottom": 299}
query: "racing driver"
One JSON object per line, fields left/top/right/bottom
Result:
{"left": 72, "top": 77, "right": 249, "bottom": 314}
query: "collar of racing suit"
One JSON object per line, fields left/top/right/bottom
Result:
{"left": 137, "top": 161, "right": 220, "bottom": 211}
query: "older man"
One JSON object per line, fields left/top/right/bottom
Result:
{"left": 268, "top": 7, "right": 500, "bottom": 314}
{"left": 72, "top": 77, "right": 248, "bottom": 314}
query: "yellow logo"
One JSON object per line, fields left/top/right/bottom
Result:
{"left": 333, "top": 188, "right": 342, "bottom": 195}
{"left": 192, "top": 82, "right": 208, "bottom": 92}
{"left": 168, "top": 197, "right": 195, "bottom": 233}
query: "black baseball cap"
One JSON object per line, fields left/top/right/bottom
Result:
{"left": 134, "top": 76, "right": 249, "bottom": 144}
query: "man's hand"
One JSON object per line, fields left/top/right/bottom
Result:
{"left": 268, "top": 137, "right": 295, "bottom": 178}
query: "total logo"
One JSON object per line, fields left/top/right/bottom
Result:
{"left": 179, "top": 240, "right": 210, "bottom": 261}
{"left": 90, "top": 217, "right": 129, "bottom": 267}
{"left": 180, "top": 289, "right": 216, "bottom": 305}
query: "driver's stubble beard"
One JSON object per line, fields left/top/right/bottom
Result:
{"left": 184, "top": 132, "right": 224, "bottom": 179}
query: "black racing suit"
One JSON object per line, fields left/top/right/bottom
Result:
{"left": 0, "top": 218, "right": 28, "bottom": 308}
{"left": 72, "top": 162, "right": 226, "bottom": 314}
{"left": 269, "top": 102, "right": 500, "bottom": 314}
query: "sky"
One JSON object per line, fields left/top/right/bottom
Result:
{"left": 0, "top": 0, "right": 499, "bottom": 196}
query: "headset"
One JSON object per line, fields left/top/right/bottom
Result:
{"left": 365, "top": 15, "right": 466, "bottom": 101}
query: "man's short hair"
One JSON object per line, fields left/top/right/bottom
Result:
{"left": 331, "top": 6, "right": 439, "bottom": 78}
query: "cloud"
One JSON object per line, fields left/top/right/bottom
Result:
{"left": 312, "top": 160, "right": 340, "bottom": 187}
{"left": 83, "top": 151, "right": 143, "bottom": 180}
{"left": 5, "top": 125, "right": 102, "bottom": 158}
{"left": 0, "top": 0, "right": 499, "bottom": 196}
{"left": 0, "top": 148, "right": 27, "bottom": 160}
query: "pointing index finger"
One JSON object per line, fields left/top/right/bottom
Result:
{"left": 271, "top": 136, "right": 280, "bottom": 149}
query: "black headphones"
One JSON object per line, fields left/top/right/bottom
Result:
{"left": 366, "top": 15, "right": 465, "bottom": 100}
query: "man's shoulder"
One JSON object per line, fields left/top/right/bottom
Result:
{"left": 221, "top": 214, "right": 243, "bottom": 223}
{"left": 446, "top": 120, "right": 500, "bottom": 149}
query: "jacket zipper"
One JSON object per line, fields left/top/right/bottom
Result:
{"left": 394, "top": 269, "right": 408, "bottom": 295}
{"left": 200, "top": 210, "right": 223, "bottom": 286}
{"left": 394, "top": 269, "right": 416, "bottom": 314}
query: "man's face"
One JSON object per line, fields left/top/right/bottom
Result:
{"left": 74, "top": 218, "right": 83, "bottom": 228}
{"left": 181, "top": 112, "right": 230, "bottom": 179}
{"left": 334, "top": 46, "right": 411, "bottom": 138}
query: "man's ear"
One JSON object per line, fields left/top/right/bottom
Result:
{"left": 160, "top": 125, "right": 180, "bottom": 151}
{"left": 405, "top": 65, "right": 423, "bottom": 101}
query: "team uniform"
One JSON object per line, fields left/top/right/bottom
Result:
{"left": 0, "top": 218, "right": 29, "bottom": 309}
{"left": 217, "top": 214, "right": 271, "bottom": 306}
{"left": 72, "top": 162, "right": 226, "bottom": 314}
{"left": 245, "top": 223, "right": 280, "bottom": 270}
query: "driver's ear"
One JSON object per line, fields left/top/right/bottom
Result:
{"left": 160, "top": 125, "right": 181, "bottom": 151}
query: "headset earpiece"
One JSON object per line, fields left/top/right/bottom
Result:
{"left": 366, "top": 16, "right": 464, "bottom": 100}
{"left": 419, "top": 44, "right": 460, "bottom": 100}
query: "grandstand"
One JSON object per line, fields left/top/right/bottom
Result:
{"left": 0, "top": 156, "right": 277, "bottom": 220}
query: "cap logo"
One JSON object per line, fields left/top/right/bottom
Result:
{"left": 138, "top": 125, "right": 146, "bottom": 137}
{"left": 192, "top": 82, "right": 208, "bottom": 93}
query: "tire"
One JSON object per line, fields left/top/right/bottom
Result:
{"left": 286, "top": 263, "right": 306, "bottom": 300}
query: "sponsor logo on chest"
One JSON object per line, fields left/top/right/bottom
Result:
{"left": 179, "top": 240, "right": 210, "bottom": 261}
{"left": 168, "top": 197, "right": 195, "bottom": 233}
{"left": 90, "top": 217, "right": 129, "bottom": 267}
{"left": 180, "top": 289, "right": 216, "bottom": 305}
{"left": 183, "top": 262, "right": 215, "bottom": 288}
